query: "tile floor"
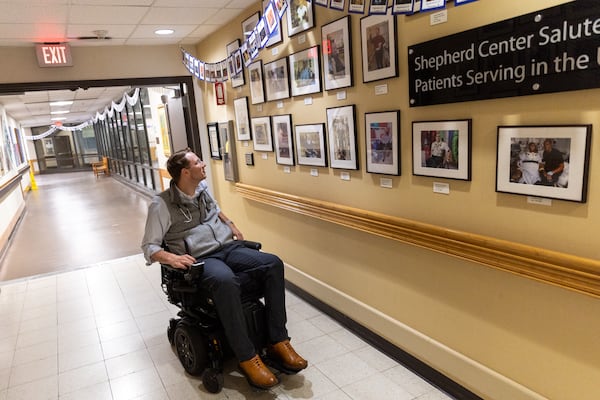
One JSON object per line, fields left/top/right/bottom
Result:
{"left": 0, "top": 254, "right": 454, "bottom": 400}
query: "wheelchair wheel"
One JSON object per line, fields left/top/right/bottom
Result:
{"left": 202, "top": 368, "right": 224, "bottom": 393}
{"left": 173, "top": 324, "right": 208, "bottom": 376}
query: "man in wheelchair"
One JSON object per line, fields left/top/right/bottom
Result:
{"left": 141, "top": 148, "right": 307, "bottom": 390}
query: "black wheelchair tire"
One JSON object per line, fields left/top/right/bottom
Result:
{"left": 173, "top": 325, "right": 208, "bottom": 376}
{"left": 202, "top": 368, "right": 224, "bottom": 393}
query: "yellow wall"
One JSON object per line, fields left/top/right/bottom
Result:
{"left": 196, "top": 0, "right": 600, "bottom": 399}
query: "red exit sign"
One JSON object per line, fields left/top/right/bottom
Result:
{"left": 35, "top": 43, "right": 73, "bottom": 67}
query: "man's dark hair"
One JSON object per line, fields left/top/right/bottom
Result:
{"left": 167, "top": 148, "right": 192, "bottom": 183}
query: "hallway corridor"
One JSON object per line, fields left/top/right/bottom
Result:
{"left": 0, "top": 172, "right": 150, "bottom": 281}
{"left": 0, "top": 172, "right": 454, "bottom": 400}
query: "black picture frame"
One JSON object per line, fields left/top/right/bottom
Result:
{"left": 326, "top": 105, "right": 358, "bottom": 170}
{"left": 207, "top": 122, "right": 221, "bottom": 159}
{"left": 295, "top": 123, "right": 327, "bottom": 167}
{"left": 365, "top": 110, "right": 401, "bottom": 175}
{"left": 289, "top": 45, "right": 322, "bottom": 97}
{"left": 287, "top": 0, "right": 315, "bottom": 37}
{"left": 412, "top": 119, "right": 472, "bottom": 181}
{"left": 496, "top": 125, "right": 592, "bottom": 203}
{"left": 264, "top": 57, "right": 290, "bottom": 101}
{"left": 321, "top": 16, "right": 353, "bottom": 91}
{"left": 360, "top": 12, "right": 398, "bottom": 83}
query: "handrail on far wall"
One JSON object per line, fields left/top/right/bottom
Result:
{"left": 235, "top": 183, "right": 600, "bottom": 299}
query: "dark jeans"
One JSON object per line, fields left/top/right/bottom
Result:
{"left": 198, "top": 241, "right": 288, "bottom": 362}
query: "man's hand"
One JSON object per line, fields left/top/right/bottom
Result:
{"left": 152, "top": 250, "right": 196, "bottom": 270}
{"left": 230, "top": 225, "right": 244, "bottom": 240}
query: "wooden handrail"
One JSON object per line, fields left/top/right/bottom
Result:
{"left": 236, "top": 183, "right": 600, "bottom": 298}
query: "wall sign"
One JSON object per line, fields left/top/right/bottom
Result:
{"left": 408, "top": 1, "right": 600, "bottom": 106}
{"left": 35, "top": 43, "right": 73, "bottom": 67}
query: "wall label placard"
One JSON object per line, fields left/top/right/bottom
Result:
{"left": 408, "top": 1, "right": 600, "bottom": 106}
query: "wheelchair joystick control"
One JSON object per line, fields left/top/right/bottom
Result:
{"left": 184, "top": 261, "right": 205, "bottom": 282}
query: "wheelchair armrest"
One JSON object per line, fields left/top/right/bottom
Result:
{"left": 162, "top": 261, "right": 205, "bottom": 282}
{"left": 240, "top": 240, "right": 262, "bottom": 250}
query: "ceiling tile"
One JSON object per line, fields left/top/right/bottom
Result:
{"left": 69, "top": 5, "right": 149, "bottom": 25}
{"left": 141, "top": 7, "right": 219, "bottom": 25}
{"left": 130, "top": 24, "right": 198, "bottom": 39}
{"left": 0, "top": 4, "right": 68, "bottom": 24}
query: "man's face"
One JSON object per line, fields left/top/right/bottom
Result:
{"left": 544, "top": 140, "right": 552, "bottom": 151}
{"left": 184, "top": 152, "right": 206, "bottom": 182}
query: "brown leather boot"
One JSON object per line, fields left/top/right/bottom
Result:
{"left": 239, "top": 354, "right": 279, "bottom": 389}
{"left": 267, "top": 339, "right": 308, "bottom": 373}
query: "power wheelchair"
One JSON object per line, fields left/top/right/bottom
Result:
{"left": 160, "top": 240, "right": 270, "bottom": 393}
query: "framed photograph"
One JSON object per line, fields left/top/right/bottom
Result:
{"left": 412, "top": 119, "right": 471, "bottom": 181}
{"left": 207, "top": 122, "right": 221, "bottom": 159}
{"left": 264, "top": 57, "right": 290, "bottom": 101}
{"left": 251, "top": 116, "right": 274, "bottom": 152}
{"left": 256, "top": 18, "right": 269, "bottom": 48}
{"left": 330, "top": 0, "right": 345, "bottom": 10}
{"left": 326, "top": 105, "right": 358, "bottom": 170}
{"left": 233, "top": 97, "right": 252, "bottom": 141}
{"left": 274, "top": 0, "right": 288, "bottom": 18}
{"left": 273, "top": 114, "right": 295, "bottom": 165}
{"left": 287, "top": 0, "right": 315, "bottom": 37}
{"left": 369, "top": 0, "right": 388, "bottom": 14}
{"left": 242, "top": 12, "right": 260, "bottom": 41}
{"left": 289, "top": 45, "right": 321, "bottom": 97}
{"left": 219, "top": 120, "right": 238, "bottom": 182}
{"left": 315, "top": 0, "right": 328, "bottom": 5}
{"left": 322, "top": 16, "right": 353, "bottom": 91}
{"left": 295, "top": 123, "right": 327, "bottom": 167}
{"left": 263, "top": 0, "right": 283, "bottom": 47}
{"left": 496, "top": 125, "right": 592, "bottom": 203}
{"left": 421, "top": 0, "right": 445, "bottom": 11}
{"left": 248, "top": 60, "right": 265, "bottom": 104}
{"left": 349, "top": 0, "right": 366, "bottom": 13}
{"left": 365, "top": 110, "right": 400, "bottom": 175}
{"left": 360, "top": 13, "right": 398, "bottom": 83}
{"left": 393, "top": 0, "right": 415, "bottom": 14}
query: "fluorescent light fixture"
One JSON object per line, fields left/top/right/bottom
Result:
{"left": 49, "top": 100, "right": 73, "bottom": 106}
{"left": 50, "top": 110, "right": 70, "bottom": 115}
{"left": 51, "top": 117, "right": 67, "bottom": 121}
{"left": 155, "top": 29, "right": 174, "bottom": 35}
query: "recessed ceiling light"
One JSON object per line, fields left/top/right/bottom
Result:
{"left": 155, "top": 29, "right": 174, "bottom": 35}
{"left": 49, "top": 101, "right": 73, "bottom": 106}
{"left": 50, "top": 110, "right": 70, "bottom": 115}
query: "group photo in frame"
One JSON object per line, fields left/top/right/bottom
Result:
{"left": 251, "top": 116, "right": 274, "bottom": 152}
{"left": 263, "top": 57, "right": 290, "bottom": 101}
{"left": 272, "top": 114, "right": 295, "bottom": 165}
{"left": 326, "top": 105, "right": 358, "bottom": 170}
{"left": 369, "top": 0, "right": 388, "bottom": 15}
{"left": 289, "top": 45, "right": 322, "bottom": 97}
{"left": 295, "top": 123, "right": 327, "bottom": 167}
{"left": 233, "top": 97, "right": 252, "bottom": 141}
{"left": 207, "top": 122, "right": 221, "bottom": 159}
{"left": 321, "top": 16, "right": 353, "bottom": 91}
{"left": 219, "top": 120, "right": 238, "bottom": 182}
{"left": 248, "top": 60, "right": 265, "bottom": 104}
{"left": 360, "top": 12, "right": 398, "bottom": 83}
{"left": 496, "top": 125, "right": 592, "bottom": 203}
{"left": 412, "top": 119, "right": 472, "bottom": 180}
{"left": 287, "top": 0, "right": 315, "bottom": 37}
{"left": 365, "top": 110, "right": 400, "bottom": 175}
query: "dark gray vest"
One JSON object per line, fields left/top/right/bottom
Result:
{"left": 158, "top": 181, "right": 233, "bottom": 258}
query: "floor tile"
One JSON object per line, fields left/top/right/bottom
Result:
{"left": 57, "top": 381, "right": 112, "bottom": 400}
{"left": 315, "top": 352, "right": 379, "bottom": 388}
{"left": 9, "top": 355, "right": 58, "bottom": 387}
{"left": 342, "top": 373, "right": 413, "bottom": 400}
{"left": 58, "top": 361, "right": 108, "bottom": 396}
{"left": 105, "top": 348, "right": 154, "bottom": 380}
{"left": 5, "top": 376, "right": 57, "bottom": 400}
{"left": 109, "top": 367, "right": 164, "bottom": 400}
{"left": 58, "top": 343, "right": 104, "bottom": 373}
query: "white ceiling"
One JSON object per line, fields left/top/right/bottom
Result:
{"left": 0, "top": 0, "right": 257, "bottom": 128}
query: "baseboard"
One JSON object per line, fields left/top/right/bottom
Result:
{"left": 284, "top": 264, "right": 546, "bottom": 400}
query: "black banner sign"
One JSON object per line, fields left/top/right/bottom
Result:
{"left": 408, "top": 1, "right": 600, "bottom": 107}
